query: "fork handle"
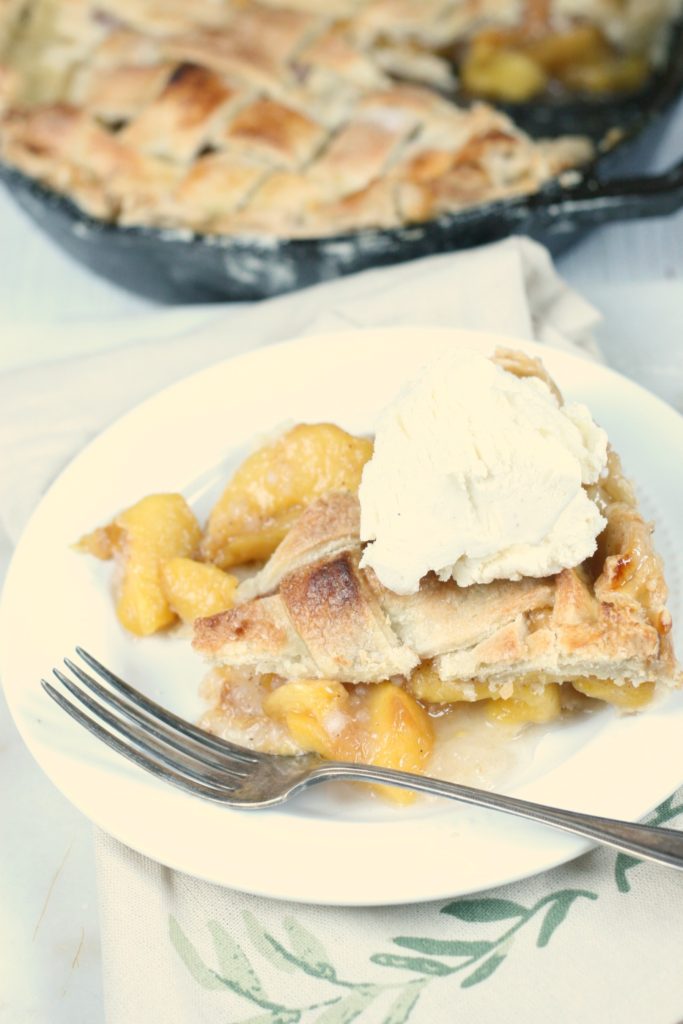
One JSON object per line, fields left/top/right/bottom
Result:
{"left": 312, "top": 763, "right": 683, "bottom": 870}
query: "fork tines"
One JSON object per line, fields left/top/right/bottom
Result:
{"left": 41, "top": 648, "right": 265, "bottom": 801}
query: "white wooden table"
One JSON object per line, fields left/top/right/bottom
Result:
{"left": 1, "top": 101, "right": 682, "bottom": 1023}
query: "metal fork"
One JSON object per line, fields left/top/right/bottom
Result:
{"left": 42, "top": 649, "right": 683, "bottom": 871}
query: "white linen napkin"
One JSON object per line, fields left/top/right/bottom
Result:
{"left": 3, "top": 237, "right": 681, "bottom": 1024}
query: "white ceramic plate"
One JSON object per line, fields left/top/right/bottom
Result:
{"left": 2, "top": 327, "right": 682, "bottom": 906}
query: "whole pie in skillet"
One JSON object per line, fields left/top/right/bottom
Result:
{"left": 2, "top": 0, "right": 677, "bottom": 238}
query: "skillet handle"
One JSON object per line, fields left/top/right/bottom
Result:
{"left": 526, "top": 156, "right": 683, "bottom": 231}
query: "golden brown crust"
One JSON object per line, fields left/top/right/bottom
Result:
{"left": 222, "top": 97, "right": 324, "bottom": 168}
{"left": 237, "top": 490, "right": 360, "bottom": 601}
{"left": 80, "top": 62, "right": 174, "bottom": 123}
{"left": 296, "top": 26, "right": 389, "bottom": 90}
{"left": 193, "top": 592, "right": 318, "bottom": 677}
{"left": 169, "top": 152, "right": 267, "bottom": 227}
{"left": 0, "top": 0, "right": 597, "bottom": 236}
{"left": 162, "top": 5, "right": 317, "bottom": 88}
{"left": 439, "top": 575, "right": 666, "bottom": 686}
{"left": 195, "top": 598, "right": 289, "bottom": 656}
{"left": 280, "top": 550, "right": 418, "bottom": 679}
{"left": 492, "top": 346, "right": 563, "bottom": 402}
{"left": 119, "top": 63, "right": 239, "bottom": 161}
{"left": 593, "top": 502, "right": 669, "bottom": 618}
{"left": 196, "top": 549, "right": 418, "bottom": 682}
{"left": 304, "top": 177, "right": 400, "bottom": 234}
{"left": 309, "top": 116, "right": 409, "bottom": 199}
{"left": 552, "top": 567, "right": 599, "bottom": 627}
{"left": 370, "top": 569, "right": 555, "bottom": 659}
{"left": 0, "top": 103, "right": 179, "bottom": 218}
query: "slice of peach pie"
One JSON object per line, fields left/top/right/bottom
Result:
{"left": 79, "top": 350, "right": 679, "bottom": 801}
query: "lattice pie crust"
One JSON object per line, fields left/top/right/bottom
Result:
{"left": 0, "top": 0, "right": 605, "bottom": 236}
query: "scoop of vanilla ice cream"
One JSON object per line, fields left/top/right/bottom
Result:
{"left": 359, "top": 349, "right": 608, "bottom": 594}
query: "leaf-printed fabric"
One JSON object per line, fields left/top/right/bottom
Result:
{"left": 95, "top": 789, "right": 683, "bottom": 1024}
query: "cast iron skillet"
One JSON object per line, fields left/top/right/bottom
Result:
{"left": 1, "top": 24, "right": 682, "bottom": 303}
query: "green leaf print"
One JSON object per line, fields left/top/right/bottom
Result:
{"left": 312, "top": 987, "right": 379, "bottom": 1024}
{"left": 235, "top": 1014, "right": 300, "bottom": 1024}
{"left": 243, "top": 911, "right": 297, "bottom": 975}
{"left": 283, "top": 918, "right": 337, "bottom": 980}
{"left": 259, "top": 930, "right": 338, "bottom": 982}
{"left": 614, "top": 853, "right": 641, "bottom": 894}
{"left": 613, "top": 793, "right": 683, "bottom": 892}
{"left": 393, "top": 937, "right": 494, "bottom": 957}
{"left": 461, "top": 953, "right": 507, "bottom": 988}
{"left": 208, "top": 920, "right": 269, "bottom": 1001}
{"left": 172, "top": 880, "right": 603, "bottom": 1020}
{"left": 382, "top": 981, "right": 426, "bottom": 1024}
{"left": 375, "top": 887, "right": 597, "bottom": 993}
{"left": 370, "top": 953, "right": 454, "bottom": 976}
{"left": 168, "top": 917, "right": 224, "bottom": 991}
{"left": 441, "top": 898, "right": 527, "bottom": 922}
{"left": 652, "top": 795, "right": 677, "bottom": 821}
{"left": 537, "top": 892, "right": 587, "bottom": 947}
